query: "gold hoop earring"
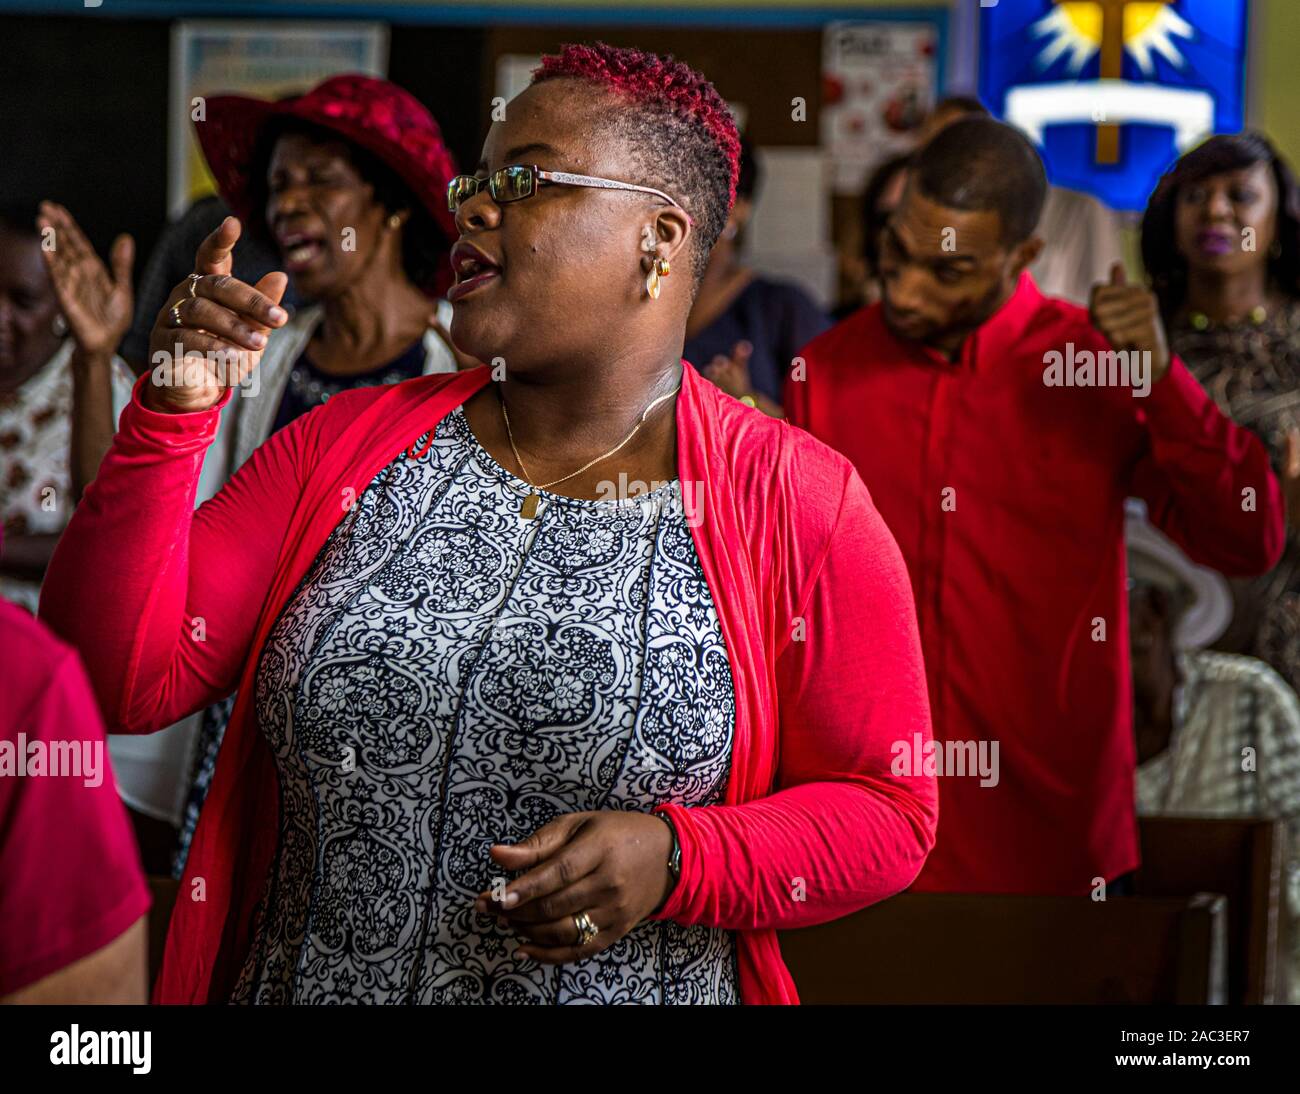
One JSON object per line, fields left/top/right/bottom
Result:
{"left": 646, "top": 256, "right": 670, "bottom": 300}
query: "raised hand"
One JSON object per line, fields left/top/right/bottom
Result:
{"left": 36, "top": 201, "right": 134, "bottom": 359}
{"left": 702, "top": 339, "right": 754, "bottom": 399}
{"left": 1090, "top": 261, "right": 1171, "bottom": 386}
{"left": 145, "top": 217, "right": 289, "bottom": 413}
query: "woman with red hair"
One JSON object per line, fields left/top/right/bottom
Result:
{"left": 42, "top": 43, "right": 936, "bottom": 1005}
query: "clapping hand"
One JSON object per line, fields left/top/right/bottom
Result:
{"left": 37, "top": 201, "right": 134, "bottom": 359}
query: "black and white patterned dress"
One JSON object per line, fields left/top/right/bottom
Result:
{"left": 231, "top": 406, "right": 740, "bottom": 1004}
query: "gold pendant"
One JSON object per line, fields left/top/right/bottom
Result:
{"left": 520, "top": 493, "right": 540, "bottom": 520}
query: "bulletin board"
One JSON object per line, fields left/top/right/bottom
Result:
{"left": 484, "top": 10, "right": 946, "bottom": 308}
{"left": 169, "top": 20, "right": 388, "bottom": 216}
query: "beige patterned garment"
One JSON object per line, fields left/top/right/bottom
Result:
{"left": 0, "top": 340, "right": 134, "bottom": 612}
{"left": 1172, "top": 301, "right": 1300, "bottom": 698}
{"left": 1136, "top": 650, "right": 1300, "bottom": 1002}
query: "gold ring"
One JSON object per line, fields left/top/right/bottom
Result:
{"left": 186, "top": 273, "right": 202, "bottom": 299}
{"left": 169, "top": 303, "right": 184, "bottom": 328}
{"left": 573, "top": 911, "right": 599, "bottom": 946}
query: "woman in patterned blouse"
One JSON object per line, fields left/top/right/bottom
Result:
{"left": 1142, "top": 132, "right": 1300, "bottom": 699}
{"left": 42, "top": 44, "right": 937, "bottom": 1005}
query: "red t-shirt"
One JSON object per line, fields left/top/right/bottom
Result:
{"left": 787, "top": 273, "right": 1285, "bottom": 894}
{"left": 0, "top": 598, "right": 150, "bottom": 995}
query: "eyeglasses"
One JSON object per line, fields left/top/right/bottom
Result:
{"left": 447, "top": 164, "right": 691, "bottom": 222}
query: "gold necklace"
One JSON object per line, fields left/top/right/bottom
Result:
{"left": 1189, "top": 304, "right": 1268, "bottom": 330}
{"left": 498, "top": 382, "right": 680, "bottom": 519}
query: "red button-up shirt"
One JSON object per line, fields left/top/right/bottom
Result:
{"left": 787, "top": 273, "right": 1284, "bottom": 893}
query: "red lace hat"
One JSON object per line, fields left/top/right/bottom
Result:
{"left": 193, "top": 73, "right": 459, "bottom": 249}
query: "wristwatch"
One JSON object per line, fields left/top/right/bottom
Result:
{"left": 651, "top": 812, "right": 681, "bottom": 914}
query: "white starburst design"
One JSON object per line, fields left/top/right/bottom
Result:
{"left": 1032, "top": 2, "right": 1195, "bottom": 76}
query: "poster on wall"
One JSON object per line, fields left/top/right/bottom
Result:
{"left": 169, "top": 21, "right": 388, "bottom": 216}
{"left": 980, "top": 0, "right": 1248, "bottom": 211}
{"left": 821, "top": 20, "right": 940, "bottom": 193}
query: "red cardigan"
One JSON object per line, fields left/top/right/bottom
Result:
{"left": 40, "top": 361, "right": 937, "bottom": 1005}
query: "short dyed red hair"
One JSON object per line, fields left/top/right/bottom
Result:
{"left": 532, "top": 42, "right": 741, "bottom": 280}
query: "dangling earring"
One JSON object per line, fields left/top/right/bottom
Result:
{"left": 387, "top": 213, "right": 402, "bottom": 230}
{"left": 51, "top": 314, "right": 68, "bottom": 337}
{"left": 646, "top": 256, "right": 670, "bottom": 300}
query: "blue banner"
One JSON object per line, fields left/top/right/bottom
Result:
{"left": 979, "top": 0, "right": 1248, "bottom": 210}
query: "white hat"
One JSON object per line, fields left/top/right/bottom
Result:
{"left": 1125, "top": 499, "right": 1233, "bottom": 650}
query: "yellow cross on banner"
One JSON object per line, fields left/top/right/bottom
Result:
{"left": 1064, "top": 0, "right": 1173, "bottom": 163}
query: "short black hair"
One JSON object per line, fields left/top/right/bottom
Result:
{"left": 246, "top": 117, "right": 449, "bottom": 295}
{"left": 910, "top": 116, "right": 1047, "bottom": 246}
{"left": 1142, "top": 130, "right": 1300, "bottom": 321}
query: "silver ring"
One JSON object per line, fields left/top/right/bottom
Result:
{"left": 169, "top": 303, "right": 184, "bottom": 328}
{"left": 573, "top": 911, "right": 599, "bottom": 946}
{"left": 186, "top": 272, "right": 202, "bottom": 299}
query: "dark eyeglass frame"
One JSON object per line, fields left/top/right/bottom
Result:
{"left": 447, "top": 164, "right": 692, "bottom": 224}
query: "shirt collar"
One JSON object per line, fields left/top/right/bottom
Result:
{"left": 896, "top": 270, "right": 1045, "bottom": 372}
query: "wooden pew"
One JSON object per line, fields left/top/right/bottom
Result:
{"left": 778, "top": 892, "right": 1227, "bottom": 1004}
{"left": 1134, "top": 816, "right": 1287, "bottom": 1005}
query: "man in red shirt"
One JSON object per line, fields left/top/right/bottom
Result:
{"left": 787, "top": 117, "right": 1285, "bottom": 895}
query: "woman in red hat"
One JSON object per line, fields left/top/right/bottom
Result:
{"left": 166, "top": 75, "right": 470, "bottom": 869}
{"left": 42, "top": 44, "right": 936, "bottom": 1005}
{"left": 190, "top": 73, "right": 465, "bottom": 479}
